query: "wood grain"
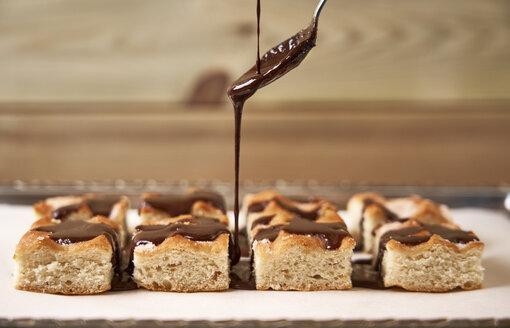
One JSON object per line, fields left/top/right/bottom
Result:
{"left": 0, "top": 0, "right": 509, "bottom": 102}
{"left": 1, "top": 101, "right": 509, "bottom": 185}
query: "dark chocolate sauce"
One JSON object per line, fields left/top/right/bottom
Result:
{"left": 229, "top": 259, "right": 256, "bottom": 290}
{"left": 252, "top": 224, "right": 284, "bottom": 244}
{"left": 34, "top": 220, "right": 120, "bottom": 271}
{"left": 110, "top": 249, "right": 138, "bottom": 291}
{"left": 52, "top": 203, "right": 82, "bottom": 220}
{"left": 238, "top": 229, "right": 251, "bottom": 258}
{"left": 228, "top": 18, "right": 318, "bottom": 105}
{"left": 229, "top": 272, "right": 256, "bottom": 290}
{"left": 248, "top": 198, "right": 321, "bottom": 220}
{"left": 52, "top": 196, "right": 122, "bottom": 220}
{"left": 253, "top": 217, "right": 349, "bottom": 250}
{"left": 35, "top": 220, "right": 118, "bottom": 248}
{"left": 256, "top": 0, "right": 261, "bottom": 74}
{"left": 140, "top": 191, "right": 226, "bottom": 216}
{"left": 423, "top": 224, "right": 479, "bottom": 244}
{"left": 247, "top": 202, "right": 267, "bottom": 213}
{"left": 250, "top": 214, "right": 276, "bottom": 229}
{"left": 110, "top": 275, "right": 138, "bottom": 291}
{"left": 228, "top": 11, "right": 320, "bottom": 267}
{"left": 86, "top": 197, "right": 121, "bottom": 217}
{"left": 351, "top": 263, "right": 385, "bottom": 289}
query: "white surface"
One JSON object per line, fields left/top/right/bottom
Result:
{"left": 2, "top": 205, "right": 510, "bottom": 321}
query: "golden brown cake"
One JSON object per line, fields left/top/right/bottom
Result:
{"left": 246, "top": 190, "right": 355, "bottom": 291}
{"left": 373, "top": 220, "right": 484, "bottom": 292}
{"left": 130, "top": 215, "right": 231, "bottom": 292}
{"left": 14, "top": 216, "right": 121, "bottom": 295}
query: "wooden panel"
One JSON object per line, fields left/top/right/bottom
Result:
{"left": 0, "top": 101, "right": 509, "bottom": 185}
{"left": 0, "top": 0, "right": 509, "bottom": 102}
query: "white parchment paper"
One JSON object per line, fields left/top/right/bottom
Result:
{"left": 1, "top": 205, "right": 509, "bottom": 321}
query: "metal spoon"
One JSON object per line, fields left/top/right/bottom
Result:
{"left": 313, "top": 0, "right": 328, "bottom": 27}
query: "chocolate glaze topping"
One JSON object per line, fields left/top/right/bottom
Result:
{"left": 86, "top": 197, "right": 122, "bottom": 217}
{"left": 250, "top": 214, "right": 276, "bottom": 229}
{"left": 52, "top": 203, "right": 82, "bottom": 220}
{"left": 248, "top": 198, "right": 322, "bottom": 220}
{"left": 253, "top": 217, "right": 350, "bottom": 250}
{"left": 140, "top": 191, "right": 226, "bottom": 216}
{"left": 132, "top": 217, "right": 230, "bottom": 247}
{"left": 34, "top": 220, "right": 120, "bottom": 270}
{"left": 52, "top": 196, "right": 122, "bottom": 220}
{"left": 35, "top": 220, "right": 119, "bottom": 247}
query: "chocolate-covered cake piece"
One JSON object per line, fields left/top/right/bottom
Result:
{"left": 130, "top": 215, "right": 231, "bottom": 292}
{"left": 14, "top": 216, "right": 121, "bottom": 294}
{"left": 246, "top": 190, "right": 355, "bottom": 291}
{"left": 373, "top": 220, "right": 484, "bottom": 292}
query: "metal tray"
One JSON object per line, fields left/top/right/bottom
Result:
{"left": 1, "top": 181, "right": 509, "bottom": 328}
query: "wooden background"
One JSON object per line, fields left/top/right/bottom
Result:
{"left": 0, "top": 0, "right": 509, "bottom": 186}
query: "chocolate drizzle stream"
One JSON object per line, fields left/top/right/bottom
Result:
{"left": 141, "top": 191, "right": 226, "bottom": 216}
{"left": 256, "top": 0, "right": 261, "bottom": 74}
{"left": 228, "top": 7, "right": 320, "bottom": 266}
{"left": 253, "top": 217, "right": 350, "bottom": 250}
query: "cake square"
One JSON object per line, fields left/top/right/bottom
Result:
{"left": 14, "top": 216, "right": 121, "bottom": 294}
{"left": 130, "top": 215, "right": 231, "bottom": 292}
{"left": 347, "top": 193, "right": 452, "bottom": 253}
{"left": 374, "top": 220, "right": 484, "bottom": 292}
{"left": 246, "top": 190, "right": 355, "bottom": 291}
